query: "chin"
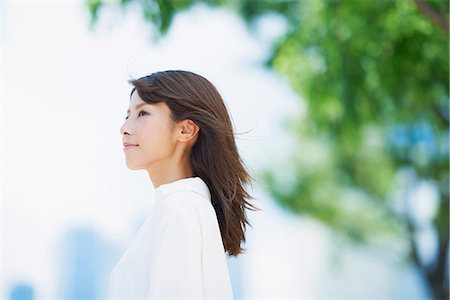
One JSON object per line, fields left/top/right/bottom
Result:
{"left": 125, "top": 160, "right": 145, "bottom": 170}
{"left": 126, "top": 165, "right": 142, "bottom": 170}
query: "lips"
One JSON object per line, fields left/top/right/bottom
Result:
{"left": 123, "top": 142, "right": 138, "bottom": 147}
{"left": 123, "top": 142, "right": 139, "bottom": 149}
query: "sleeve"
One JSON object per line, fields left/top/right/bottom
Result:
{"left": 147, "top": 204, "right": 203, "bottom": 299}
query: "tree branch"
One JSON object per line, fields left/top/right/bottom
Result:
{"left": 413, "top": 0, "right": 450, "bottom": 37}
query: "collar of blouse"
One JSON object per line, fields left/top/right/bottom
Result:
{"left": 154, "top": 176, "right": 211, "bottom": 203}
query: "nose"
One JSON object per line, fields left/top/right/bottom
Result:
{"left": 120, "top": 119, "right": 132, "bottom": 136}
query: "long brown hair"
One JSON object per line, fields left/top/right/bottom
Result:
{"left": 128, "top": 70, "right": 260, "bottom": 257}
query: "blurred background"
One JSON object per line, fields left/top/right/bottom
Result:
{"left": 2, "top": 0, "right": 448, "bottom": 299}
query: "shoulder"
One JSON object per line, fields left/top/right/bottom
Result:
{"left": 154, "top": 194, "right": 203, "bottom": 240}
{"left": 160, "top": 190, "right": 209, "bottom": 210}
{"left": 155, "top": 191, "right": 203, "bottom": 221}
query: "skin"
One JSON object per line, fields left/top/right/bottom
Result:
{"left": 120, "top": 90, "right": 200, "bottom": 189}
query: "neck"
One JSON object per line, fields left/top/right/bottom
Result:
{"left": 147, "top": 155, "right": 194, "bottom": 189}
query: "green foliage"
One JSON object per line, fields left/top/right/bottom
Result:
{"left": 263, "top": 0, "right": 448, "bottom": 244}
{"left": 86, "top": 0, "right": 224, "bottom": 38}
{"left": 86, "top": 0, "right": 103, "bottom": 28}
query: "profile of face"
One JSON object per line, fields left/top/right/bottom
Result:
{"left": 120, "top": 91, "right": 178, "bottom": 170}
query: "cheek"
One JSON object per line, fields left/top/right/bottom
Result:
{"left": 137, "top": 122, "right": 175, "bottom": 155}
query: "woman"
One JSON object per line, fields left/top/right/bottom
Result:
{"left": 108, "top": 70, "right": 260, "bottom": 299}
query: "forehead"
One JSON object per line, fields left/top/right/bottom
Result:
{"left": 130, "top": 90, "right": 145, "bottom": 105}
{"left": 127, "top": 91, "right": 151, "bottom": 112}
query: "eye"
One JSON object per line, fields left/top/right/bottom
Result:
{"left": 124, "top": 110, "right": 148, "bottom": 120}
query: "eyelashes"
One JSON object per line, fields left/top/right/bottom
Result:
{"left": 124, "top": 110, "right": 148, "bottom": 120}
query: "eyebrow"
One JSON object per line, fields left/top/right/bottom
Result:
{"left": 126, "top": 102, "right": 149, "bottom": 114}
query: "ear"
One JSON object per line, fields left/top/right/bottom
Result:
{"left": 177, "top": 119, "right": 200, "bottom": 143}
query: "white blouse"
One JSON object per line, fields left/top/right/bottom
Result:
{"left": 108, "top": 176, "right": 234, "bottom": 299}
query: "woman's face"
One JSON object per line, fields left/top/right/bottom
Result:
{"left": 120, "top": 91, "right": 178, "bottom": 170}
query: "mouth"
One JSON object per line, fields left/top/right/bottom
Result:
{"left": 123, "top": 143, "right": 139, "bottom": 150}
